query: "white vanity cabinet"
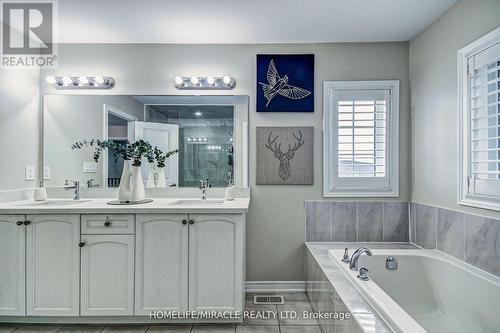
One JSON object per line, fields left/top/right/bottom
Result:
{"left": 80, "top": 214, "right": 135, "bottom": 316}
{"left": 0, "top": 204, "right": 247, "bottom": 322}
{"left": 135, "top": 214, "right": 189, "bottom": 315}
{"left": 80, "top": 234, "right": 135, "bottom": 316}
{"left": 0, "top": 215, "right": 26, "bottom": 316}
{"left": 188, "top": 214, "right": 244, "bottom": 313}
{"left": 135, "top": 213, "right": 245, "bottom": 315}
{"left": 26, "top": 215, "right": 80, "bottom": 316}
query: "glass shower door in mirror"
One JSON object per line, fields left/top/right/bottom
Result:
{"left": 145, "top": 105, "right": 234, "bottom": 188}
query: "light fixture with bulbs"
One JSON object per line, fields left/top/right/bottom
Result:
{"left": 174, "top": 76, "right": 236, "bottom": 90}
{"left": 45, "top": 76, "right": 115, "bottom": 89}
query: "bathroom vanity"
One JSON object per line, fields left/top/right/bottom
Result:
{"left": 0, "top": 198, "right": 249, "bottom": 323}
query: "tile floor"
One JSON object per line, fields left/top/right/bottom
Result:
{"left": 0, "top": 293, "right": 321, "bottom": 333}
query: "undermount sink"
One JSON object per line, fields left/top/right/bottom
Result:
{"left": 16, "top": 199, "right": 90, "bottom": 207}
{"left": 168, "top": 199, "right": 226, "bottom": 206}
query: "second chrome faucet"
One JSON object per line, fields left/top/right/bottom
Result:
{"left": 199, "top": 179, "right": 211, "bottom": 200}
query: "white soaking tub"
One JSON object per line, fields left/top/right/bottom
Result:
{"left": 329, "top": 249, "right": 500, "bottom": 333}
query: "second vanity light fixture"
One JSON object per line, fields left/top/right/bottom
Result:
{"left": 174, "top": 76, "right": 236, "bottom": 90}
{"left": 45, "top": 76, "right": 115, "bottom": 89}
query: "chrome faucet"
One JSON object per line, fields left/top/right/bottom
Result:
{"left": 87, "top": 179, "right": 99, "bottom": 188}
{"left": 349, "top": 247, "right": 372, "bottom": 271}
{"left": 65, "top": 179, "right": 80, "bottom": 200}
{"left": 199, "top": 179, "right": 210, "bottom": 200}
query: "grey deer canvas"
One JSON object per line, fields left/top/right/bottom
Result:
{"left": 256, "top": 126, "right": 314, "bottom": 185}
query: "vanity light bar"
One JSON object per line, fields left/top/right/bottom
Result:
{"left": 187, "top": 137, "right": 209, "bottom": 143}
{"left": 174, "top": 76, "right": 236, "bottom": 90}
{"left": 45, "top": 76, "right": 115, "bottom": 89}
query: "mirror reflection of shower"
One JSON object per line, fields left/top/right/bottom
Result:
{"left": 145, "top": 105, "right": 234, "bottom": 188}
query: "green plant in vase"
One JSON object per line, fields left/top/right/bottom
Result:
{"left": 152, "top": 146, "right": 179, "bottom": 187}
{"left": 154, "top": 147, "right": 179, "bottom": 168}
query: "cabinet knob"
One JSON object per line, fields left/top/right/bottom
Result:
{"left": 189, "top": 220, "right": 194, "bottom": 225}
{"left": 104, "top": 221, "right": 112, "bottom": 227}
{"left": 16, "top": 221, "right": 23, "bottom": 226}
{"left": 182, "top": 220, "right": 187, "bottom": 225}
{"left": 23, "top": 220, "right": 31, "bottom": 225}
{"left": 79, "top": 242, "right": 86, "bottom": 248}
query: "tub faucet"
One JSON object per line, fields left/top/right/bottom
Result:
{"left": 65, "top": 179, "right": 80, "bottom": 200}
{"left": 349, "top": 247, "right": 372, "bottom": 271}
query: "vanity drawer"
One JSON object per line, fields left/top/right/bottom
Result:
{"left": 81, "top": 215, "right": 135, "bottom": 234}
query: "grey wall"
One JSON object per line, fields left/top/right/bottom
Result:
{"left": 39, "top": 42, "right": 411, "bottom": 281}
{"left": 43, "top": 95, "right": 144, "bottom": 187}
{"left": 409, "top": 0, "right": 500, "bottom": 220}
{"left": 0, "top": 68, "right": 40, "bottom": 190}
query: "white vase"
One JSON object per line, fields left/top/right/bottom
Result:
{"left": 156, "top": 167, "right": 167, "bottom": 188}
{"left": 130, "top": 165, "right": 146, "bottom": 202}
{"left": 33, "top": 188, "right": 47, "bottom": 201}
{"left": 118, "top": 160, "right": 133, "bottom": 202}
{"left": 146, "top": 163, "right": 157, "bottom": 188}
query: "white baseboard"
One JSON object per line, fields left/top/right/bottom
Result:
{"left": 245, "top": 281, "right": 305, "bottom": 293}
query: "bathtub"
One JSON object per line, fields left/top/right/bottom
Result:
{"left": 329, "top": 249, "right": 500, "bottom": 333}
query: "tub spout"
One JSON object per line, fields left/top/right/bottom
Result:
{"left": 349, "top": 247, "right": 372, "bottom": 271}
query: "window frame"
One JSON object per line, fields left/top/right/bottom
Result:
{"left": 323, "top": 80, "right": 400, "bottom": 197}
{"left": 458, "top": 27, "right": 500, "bottom": 211}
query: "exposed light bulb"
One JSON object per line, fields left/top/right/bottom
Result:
{"left": 94, "top": 76, "right": 104, "bottom": 84}
{"left": 194, "top": 111, "right": 202, "bottom": 117}
{"left": 190, "top": 76, "right": 199, "bottom": 85}
{"left": 223, "top": 76, "right": 231, "bottom": 85}
{"left": 174, "top": 76, "right": 184, "bottom": 85}
{"left": 45, "top": 76, "right": 56, "bottom": 84}
{"left": 62, "top": 76, "right": 72, "bottom": 85}
{"left": 207, "top": 76, "right": 215, "bottom": 85}
{"left": 78, "top": 76, "right": 89, "bottom": 85}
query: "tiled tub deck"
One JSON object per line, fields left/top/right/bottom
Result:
{"left": 305, "top": 242, "right": 418, "bottom": 333}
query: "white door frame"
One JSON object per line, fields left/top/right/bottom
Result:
{"left": 102, "top": 104, "right": 138, "bottom": 187}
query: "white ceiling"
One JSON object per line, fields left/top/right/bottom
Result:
{"left": 57, "top": 0, "right": 457, "bottom": 44}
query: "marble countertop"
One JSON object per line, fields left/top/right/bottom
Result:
{"left": 0, "top": 197, "right": 250, "bottom": 214}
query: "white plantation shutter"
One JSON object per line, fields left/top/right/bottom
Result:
{"left": 336, "top": 90, "right": 388, "bottom": 178}
{"left": 468, "top": 43, "right": 500, "bottom": 198}
{"left": 459, "top": 27, "right": 500, "bottom": 211}
{"left": 323, "top": 81, "right": 399, "bottom": 197}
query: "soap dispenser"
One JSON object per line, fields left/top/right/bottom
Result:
{"left": 225, "top": 173, "right": 235, "bottom": 201}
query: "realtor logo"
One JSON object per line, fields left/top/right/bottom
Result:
{"left": 1, "top": 0, "right": 57, "bottom": 67}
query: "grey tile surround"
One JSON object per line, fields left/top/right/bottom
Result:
{"left": 306, "top": 200, "right": 500, "bottom": 278}
{"left": 305, "top": 201, "right": 409, "bottom": 243}
{"left": 410, "top": 202, "right": 500, "bottom": 277}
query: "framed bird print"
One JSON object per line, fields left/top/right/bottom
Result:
{"left": 256, "top": 54, "right": 314, "bottom": 112}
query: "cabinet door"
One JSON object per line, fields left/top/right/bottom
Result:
{"left": 80, "top": 235, "right": 135, "bottom": 316}
{"left": 0, "top": 215, "right": 25, "bottom": 316}
{"left": 135, "top": 214, "right": 188, "bottom": 315}
{"left": 188, "top": 214, "right": 244, "bottom": 313}
{"left": 26, "top": 215, "right": 80, "bottom": 316}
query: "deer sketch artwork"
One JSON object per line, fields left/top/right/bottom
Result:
{"left": 264, "top": 130, "right": 305, "bottom": 181}
{"left": 256, "top": 126, "right": 313, "bottom": 185}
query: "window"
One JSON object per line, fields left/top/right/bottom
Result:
{"left": 459, "top": 27, "right": 500, "bottom": 211}
{"left": 323, "top": 81, "right": 399, "bottom": 197}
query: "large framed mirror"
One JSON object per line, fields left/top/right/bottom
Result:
{"left": 42, "top": 95, "right": 249, "bottom": 189}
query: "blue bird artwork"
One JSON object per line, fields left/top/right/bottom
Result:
{"left": 257, "top": 54, "right": 314, "bottom": 112}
